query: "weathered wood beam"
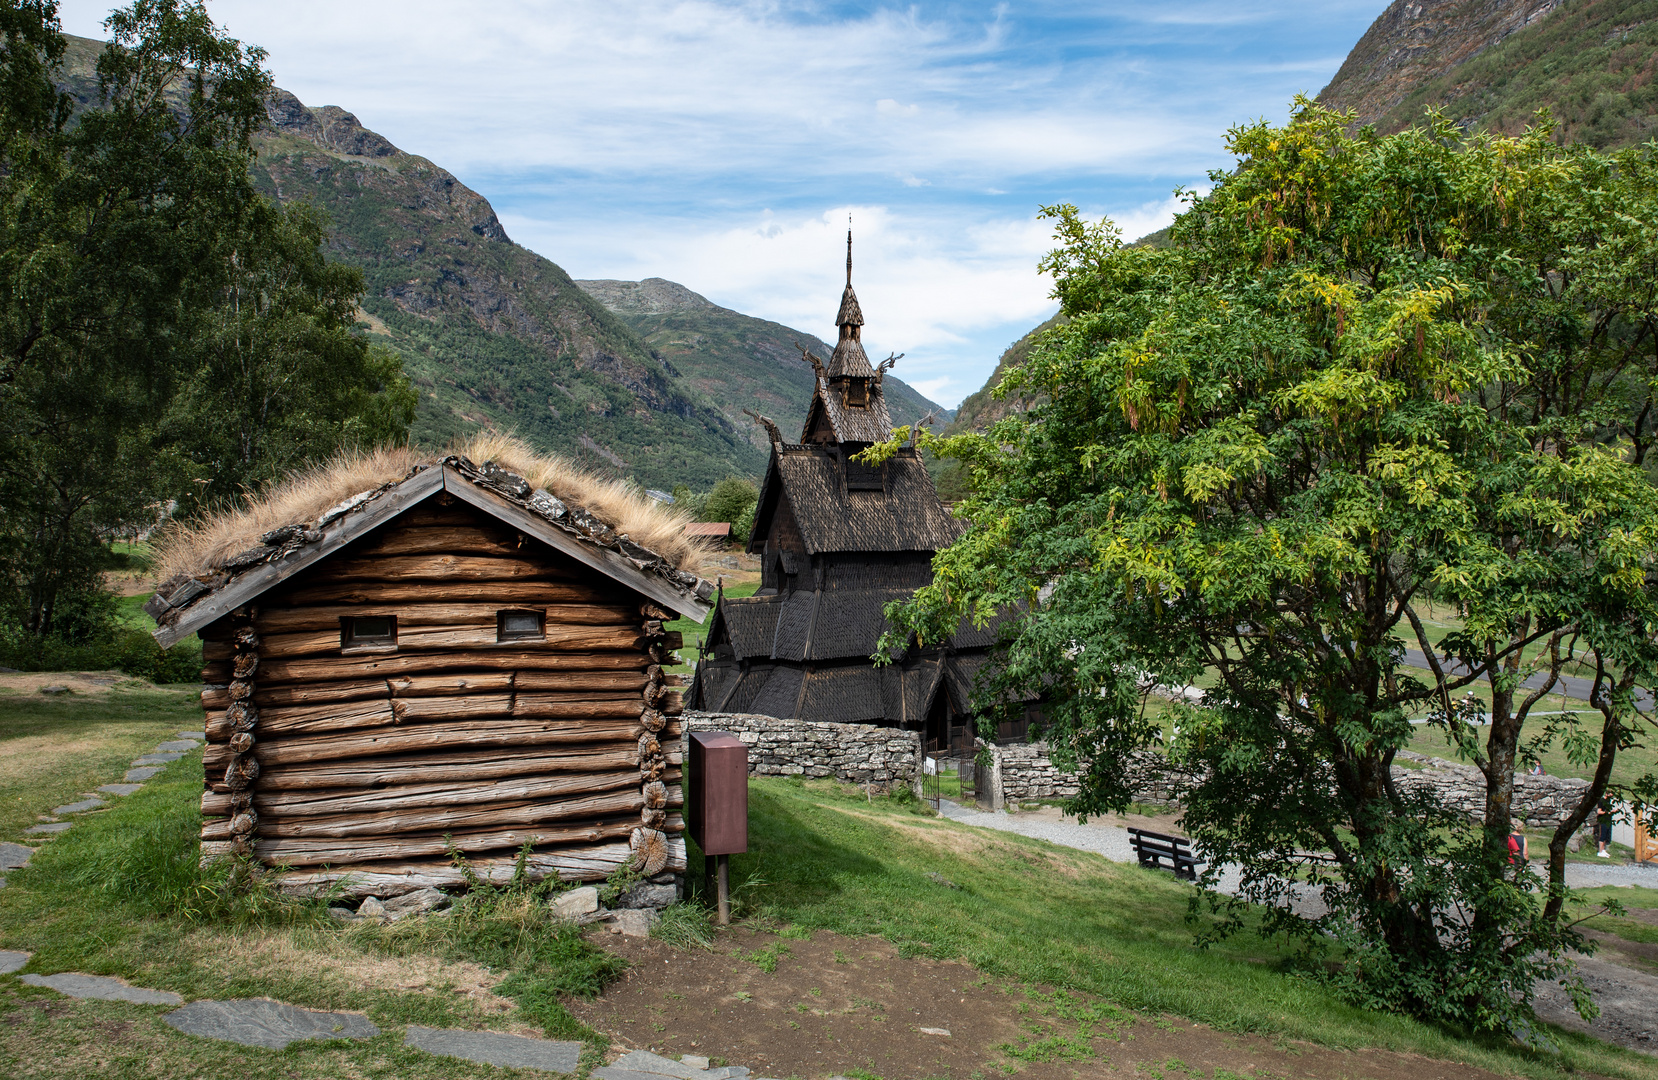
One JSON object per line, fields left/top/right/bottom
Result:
{"left": 203, "top": 716, "right": 681, "bottom": 768}
{"left": 268, "top": 842, "right": 641, "bottom": 896}
{"left": 203, "top": 789, "right": 645, "bottom": 841}
{"left": 249, "top": 821, "right": 639, "bottom": 865}
{"left": 201, "top": 769, "right": 647, "bottom": 817}
{"left": 216, "top": 746, "right": 653, "bottom": 791}
{"left": 303, "top": 554, "right": 564, "bottom": 583}
{"left": 253, "top": 622, "right": 647, "bottom": 660}
{"left": 276, "top": 581, "right": 615, "bottom": 607}
{"left": 254, "top": 649, "right": 648, "bottom": 684}
{"left": 254, "top": 603, "right": 639, "bottom": 635}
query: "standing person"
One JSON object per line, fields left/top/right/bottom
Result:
{"left": 1597, "top": 796, "right": 1615, "bottom": 858}
{"left": 1508, "top": 829, "right": 1529, "bottom": 868}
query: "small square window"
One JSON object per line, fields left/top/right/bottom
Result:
{"left": 498, "top": 609, "right": 545, "bottom": 642}
{"left": 846, "top": 380, "right": 868, "bottom": 407}
{"left": 341, "top": 614, "right": 396, "bottom": 651}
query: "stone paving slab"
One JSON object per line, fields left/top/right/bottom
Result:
{"left": 24, "top": 822, "right": 70, "bottom": 835}
{"left": 21, "top": 972, "right": 182, "bottom": 1005}
{"left": 132, "top": 753, "right": 182, "bottom": 765}
{"left": 176, "top": 731, "right": 205, "bottom": 740}
{"left": 154, "top": 740, "right": 200, "bottom": 752}
{"left": 124, "top": 767, "right": 162, "bottom": 782}
{"left": 97, "top": 784, "right": 143, "bottom": 796}
{"left": 0, "top": 842, "right": 31, "bottom": 869}
{"left": 0, "top": 950, "right": 29, "bottom": 974}
{"left": 405, "top": 1025, "right": 582, "bottom": 1072}
{"left": 53, "top": 798, "right": 105, "bottom": 815}
{"left": 593, "top": 1069, "right": 691, "bottom": 1080}
{"left": 164, "top": 999, "right": 380, "bottom": 1049}
{"left": 609, "top": 1050, "right": 708, "bottom": 1078}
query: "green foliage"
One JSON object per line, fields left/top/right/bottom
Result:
{"left": 883, "top": 100, "right": 1658, "bottom": 1035}
{"left": 701, "top": 476, "right": 759, "bottom": 545}
{"left": 0, "top": 2, "right": 415, "bottom": 648}
{"left": 21, "top": 754, "right": 327, "bottom": 926}
{"left": 162, "top": 199, "right": 417, "bottom": 507}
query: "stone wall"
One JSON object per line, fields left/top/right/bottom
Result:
{"left": 984, "top": 741, "right": 1596, "bottom": 828}
{"left": 1392, "top": 751, "right": 1593, "bottom": 829}
{"left": 684, "top": 712, "right": 920, "bottom": 789}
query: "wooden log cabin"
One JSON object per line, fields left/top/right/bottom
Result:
{"left": 147, "top": 450, "right": 713, "bottom": 898}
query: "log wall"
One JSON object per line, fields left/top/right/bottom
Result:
{"left": 197, "top": 498, "right": 691, "bottom": 898}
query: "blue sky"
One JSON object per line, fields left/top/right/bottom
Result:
{"left": 60, "top": 1, "right": 1384, "bottom": 408}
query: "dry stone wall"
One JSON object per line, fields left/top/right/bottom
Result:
{"left": 987, "top": 742, "right": 1595, "bottom": 827}
{"left": 1391, "top": 751, "right": 1593, "bottom": 828}
{"left": 684, "top": 712, "right": 920, "bottom": 788}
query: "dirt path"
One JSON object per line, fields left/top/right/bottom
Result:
{"left": 570, "top": 926, "right": 1511, "bottom": 1080}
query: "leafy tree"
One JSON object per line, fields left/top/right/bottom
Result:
{"left": 878, "top": 100, "right": 1658, "bottom": 1033}
{"left": 162, "top": 200, "right": 415, "bottom": 506}
{"left": 702, "top": 476, "right": 759, "bottom": 546}
{"left": 0, "top": 0, "right": 413, "bottom": 646}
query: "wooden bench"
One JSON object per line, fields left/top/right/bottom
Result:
{"left": 1127, "top": 827, "right": 1201, "bottom": 881}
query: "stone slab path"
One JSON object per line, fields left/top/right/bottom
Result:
{"left": 163, "top": 999, "right": 380, "bottom": 1050}
{"left": 594, "top": 1049, "right": 768, "bottom": 1080}
{"left": 123, "top": 766, "right": 162, "bottom": 782}
{"left": 0, "top": 950, "right": 28, "bottom": 974}
{"left": 52, "top": 798, "right": 104, "bottom": 815}
{"left": 20, "top": 972, "right": 181, "bottom": 1005}
{"left": 405, "top": 1025, "right": 583, "bottom": 1072}
{"left": 23, "top": 822, "right": 71, "bottom": 835}
{"left": 0, "top": 842, "right": 31, "bottom": 869}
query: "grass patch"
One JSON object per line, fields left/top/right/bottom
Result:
{"left": 0, "top": 681, "right": 200, "bottom": 839}
{"left": 694, "top": 776, "right": 1658, "bottom": 1080}
{"left": 0, "top": 693, "right": 633, "bottom": 1076}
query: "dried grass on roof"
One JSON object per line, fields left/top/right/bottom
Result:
{"left": 153, "top": 433, "right": 700, "bottom": 580}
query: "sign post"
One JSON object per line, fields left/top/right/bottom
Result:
{"left": 688, "top": 730, "right": 748, "bottom": 925}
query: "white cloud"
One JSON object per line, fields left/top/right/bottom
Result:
{"left": 50, "top": 0, "right": 1378, "bottom": 409}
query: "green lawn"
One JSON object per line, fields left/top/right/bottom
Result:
{"left": 5, "top": 690, "right": 1658, "bottom": 1078}
{"left": 0, "top": 681, "right": 200, "bottom": 840}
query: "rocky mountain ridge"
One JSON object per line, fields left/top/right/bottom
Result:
{"left": 1318, "top": 0, "right": 1566, "bottom": 128}
{"left": 1317, "top": 0, "right": 1658, "bottom": 146}
{"left": 55, "top": 34, "right": 951, "bottom": 489}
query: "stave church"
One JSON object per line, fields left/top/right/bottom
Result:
{"left": 688, "top": 235, "right": 1031, "bottom": 752}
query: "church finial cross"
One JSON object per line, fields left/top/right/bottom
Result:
{"left": 845, "top": 222, "right": 853, "bottom": 286}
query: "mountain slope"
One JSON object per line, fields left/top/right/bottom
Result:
{"left": 57, "top": 35, "right": 764, "bottom": 491}
{"left": 1318, "top": 0, "right": 1658, "bottom": 148}
{"left": 576, "top": 278, "right": 950, "bottom": 449}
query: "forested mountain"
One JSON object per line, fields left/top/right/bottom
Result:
{"left": 1317, "top": 0, "right": 1658, "bottom": 147}
{"left": 576, "top": 277, "right": 949, "bottom": 444}
{"left": 57, "top": 35, "right": 933, "bottom": 491}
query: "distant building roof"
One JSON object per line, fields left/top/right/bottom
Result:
{"left": 684, "top": 521, "right": 732, "bottom": 538}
